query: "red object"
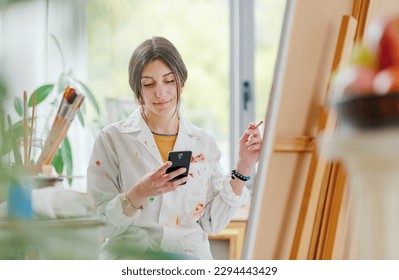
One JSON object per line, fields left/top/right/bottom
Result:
{"left": 378, "top": 18, "right": 399, "bottom": 69}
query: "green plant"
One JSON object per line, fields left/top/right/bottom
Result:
{"left": 3, "top": 35, "right": 101, "bottom": 186}
{"left": 0, "top": 78, "right": 11, "bottom": 202}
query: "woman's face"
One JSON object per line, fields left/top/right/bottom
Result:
{"left": 140, "top": 59, "right": 178, "bottom": 118}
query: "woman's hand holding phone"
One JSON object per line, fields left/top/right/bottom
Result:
{"left": 127, "top": 161, "right": 188, "bottom": 205}
{"left": 165, "top": 151, "right": 192, "bottom": 184}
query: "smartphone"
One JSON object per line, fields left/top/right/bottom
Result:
{"left": 166, "top": 150, "right": 192, "bottom": 184}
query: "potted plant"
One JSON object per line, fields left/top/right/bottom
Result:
{"left": 2, "top": 35, "right": 102, "bottom": 186}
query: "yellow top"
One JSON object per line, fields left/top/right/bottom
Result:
{"left": 153, "top": 134, "right": 177, "bottom": 162}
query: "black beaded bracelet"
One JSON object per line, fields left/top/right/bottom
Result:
{"left": 231, "top": 169, "right": 250, "bottom": 181}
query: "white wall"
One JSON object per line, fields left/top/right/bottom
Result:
{"left": 1, "top": 0, "right": 91, "bottom": 192}
{"left": 1, "top": 0, "right": 47, "bottom": 98}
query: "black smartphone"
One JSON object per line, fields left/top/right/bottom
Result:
{"left": 166, "top": 150, "right": 192, "bottom": 184}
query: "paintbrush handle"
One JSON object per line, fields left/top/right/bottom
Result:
{"left": 28, "top": 91, "right": 37, "bottom": 164}
{"left": 43, "top": 124, "right": 69, "bottom": 165}
{"left": 23, "top": 91, "right": 28, "bottom": 165}
{"left": 36, "top": 117, "right": 67, "bottom": 166}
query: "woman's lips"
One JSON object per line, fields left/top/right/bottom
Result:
{"left": 154, "top": 100, "right": 171, "bottom": 107}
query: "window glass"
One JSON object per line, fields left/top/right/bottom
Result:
{"left": 254, "top": 0, "right": 287, "bottom": 123}
{"left": 88, "top": 0, "right": 286, "bottom": 172}
{"left": 87, "top": 0, "right": 230, "bottom": 170}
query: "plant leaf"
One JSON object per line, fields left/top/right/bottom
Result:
{"left": 74, "top": 79, "right": 100, "bottom": 114}
{"left": 2, "top": 115, "right": 24, "bottom": 161}
{"left": 29, "top": 84, "right": 54, "bottom": 106}
{"left": 0, "top": 111, "right": 5, "bottom": 136}
{"left": 52, "top": 149, "right": 64, "bottom": 175}
{"left": 0, "top": 79, "right": 7, "bottom": 103}
{"left": 49, "top": 33, "right": 66, "bottom": 71}
{"left": 5, "top": 119, "right": 24, "bottom": 139}
{"left": 13, "top": 97, "right": 23, "bottom": 116}
{"left": 61, "top": 136, "right": 73, "bottom": 186}
{"left": 1, "top": 132, "right": 13, "bottom": 156}
{"left": 77, "top": 110, "right": 85, "bottom": 126}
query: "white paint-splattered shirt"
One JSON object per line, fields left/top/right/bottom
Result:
{"left": 87, "top": 107, "right": 249, "bottom": 259}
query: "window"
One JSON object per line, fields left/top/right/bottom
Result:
{"left": 87, "top": 0, "right": 286, "bottom": 173}
{"left": 255, "top": 0, "right": 286, "bottom": 123}
{"left": 88, "top": 0, "right": 230, "bottom": 169}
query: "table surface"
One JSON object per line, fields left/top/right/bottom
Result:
{"left": 0, "top": 216, "right": 105, "bottom": 230}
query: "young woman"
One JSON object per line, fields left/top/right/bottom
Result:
{"left": 87, "top": 37, "right": 263, "bottom": 259}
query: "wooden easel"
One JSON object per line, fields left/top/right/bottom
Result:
{"left": 244, "top": 0, "right": 399, "bottom": 260}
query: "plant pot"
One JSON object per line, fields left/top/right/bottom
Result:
{"left": 334, "top": 93, "right": 399, "bottom": 129}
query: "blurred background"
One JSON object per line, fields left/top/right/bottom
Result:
{"left": 0, "top": 0, "right": 286, "bottom": 191}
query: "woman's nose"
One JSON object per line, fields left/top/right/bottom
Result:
{"left": 155, "top": 83, "right": 166, "bottom": 98}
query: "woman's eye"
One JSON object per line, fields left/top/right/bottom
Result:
{"left": 166, "top": 80, "right": 175, "bottom": 83}
{"left": 143, "top": 83, "right": 153, "bottom": 87}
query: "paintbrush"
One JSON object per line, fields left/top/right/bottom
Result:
{"left": 23, "top": 90, "right": 28, "bottom": 166}
{"left": 27, "top": 90, "right": 37, "bottom": 165}
{"left": 50, "top": 86, "right": 76, "bottom": 130}
{"left": 251, "top": 121, "right": 263, "bottom": 130}
{"left": 36, "top": 87, "right": 81, "bottom": 166}
{"left": 43, "top": 94, "right": 84, "bottom": 165}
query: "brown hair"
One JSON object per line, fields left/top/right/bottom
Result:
{"left": 128, "top": 37, "right": 188, "bottom": 114}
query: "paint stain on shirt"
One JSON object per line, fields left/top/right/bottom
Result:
{"left": 193, "top": 203, "right": 205, "bottom": 216}
{"left": 191, "top": 153, "right": 205, "bottom": 163}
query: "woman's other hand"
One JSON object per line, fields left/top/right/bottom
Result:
{"left": 229, "top": 122, "right": 263, "bottom": 196}
{"left": 237, "top": 121, "right": 263, "bottom": 170}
